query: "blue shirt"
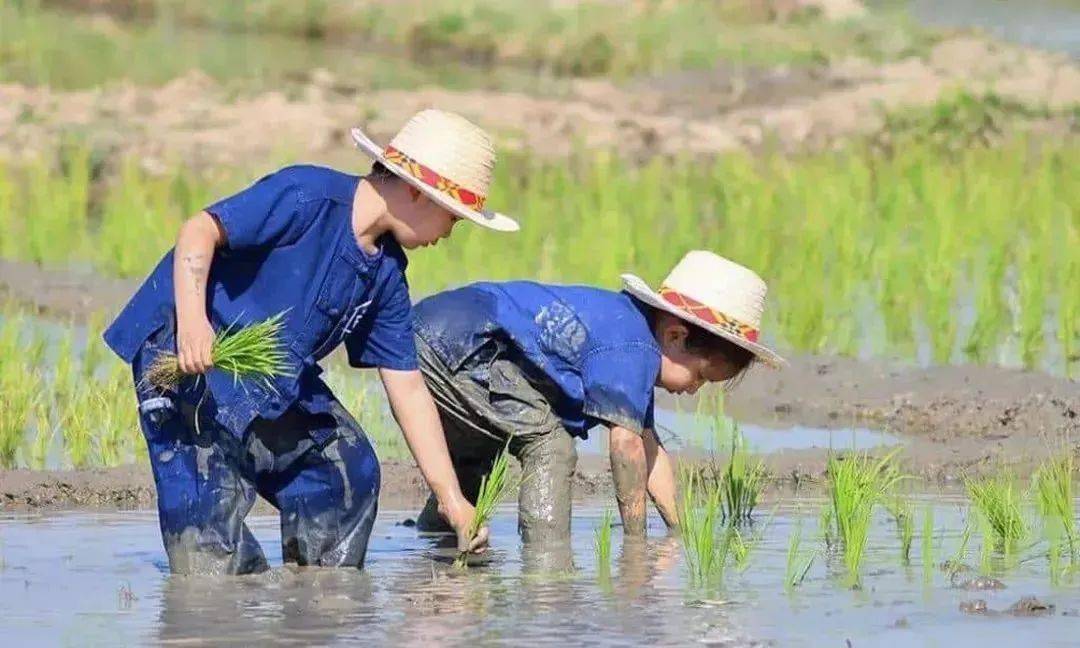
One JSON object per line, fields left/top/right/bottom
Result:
{"left": 104, "top": 165, "right": 418, "bottom": 437}
{"left": 414, "top": 282, "right": 661, "bottom": 437}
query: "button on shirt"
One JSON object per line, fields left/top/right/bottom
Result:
{"left": 104, "top": 165, "right": 418, "bottom": 437}
{"left": 414, "top": 282, "right": 661, "bottom": 437}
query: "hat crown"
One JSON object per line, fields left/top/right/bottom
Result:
{"left": 387, "top": 109, "right": 495, "bottom": 196}
{"left": 661, "top": 251, "right": 766, "bottom": 329}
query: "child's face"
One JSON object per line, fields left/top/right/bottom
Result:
{"left": 391, "top": 189, "right": 462, "bottom": 249}
{"left": 656, "top": 322, "right": 741, "bottom": 395}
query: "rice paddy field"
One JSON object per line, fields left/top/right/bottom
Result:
{"left": 1, "top": 0, "right": 1078, "bottom": 645}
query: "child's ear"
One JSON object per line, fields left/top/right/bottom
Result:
{"left": 661, "top": 318, "right": 689, "bottom": 351}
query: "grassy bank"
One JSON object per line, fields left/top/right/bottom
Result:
{"left": 2, "top": 0, "right": 932, "bottom": 89}
{"left": 2, "top": 123, "right": 1076, "bottom": 374}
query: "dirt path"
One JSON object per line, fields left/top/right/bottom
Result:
{"left": 2, "top": 37, "right": 1077, "bottom": 171}
{"left": 2, "top": 258, "right": 1077, "bottom": 510}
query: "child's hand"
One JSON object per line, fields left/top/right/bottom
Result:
{"left": 442, "top": 498, "right": 489, "bottom": 554}
{"left": 177, "top": 314, "right": 215, "bottom": 375}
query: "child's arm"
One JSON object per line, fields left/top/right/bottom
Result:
{"left": 643, "top": 428, "right": 679, "bottom": 531}
{"left": 173, "top": 211, "right": 227, "bottom": 374}
{"left": 609, "top": 425, "right": 648, "bottom": 536}
{"left": 379, "top": 367, "right": 488, "bottom": 554}
{"left": 610, "top": 426, "right": 679, "bottom": 536}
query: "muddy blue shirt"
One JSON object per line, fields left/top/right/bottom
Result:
{"left": 414, "top": 282, "right": 661, "bottom": 437}
{"left": 104, "top": 165, "right": 417, "bottom": 437}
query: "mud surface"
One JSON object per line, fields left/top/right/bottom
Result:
{"left": 2, "top": 36, "right": 1077, "bottom": 170}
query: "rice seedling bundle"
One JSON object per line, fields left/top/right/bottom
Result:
{"left": 826, "top": 450, "right": 903, "bottom": 585}
{"left": 677, "top": 465, "right": 730, "bottom": 588}
{"left": 1033, "top": 452, "right": 1076, "bottom": 562}
{"left": 594, "top": 508, "right": 614, "bottom": 577}
{"left": 720, "top": 426, "right": 765, "bottom": 522}
{"left": 886, "top": 497, "right": 915, "bottom": 565}
{"left": 143, "top": 312, "right": 292, "bottom": 389}
{"left": 785, "top": 521, "right": 816, "bottom": 591}
{"left": 966, "top": 469, "right": 1027, "bottom": 555}
{"left": 454, "top": 442, "right": 514, "bottom": 569}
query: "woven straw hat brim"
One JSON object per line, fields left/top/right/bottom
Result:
{"left": 621, "top": 273, "right": 786, "bottom": 368}
{"left": 351, "top": 127, "right": 519, "bottom": 232}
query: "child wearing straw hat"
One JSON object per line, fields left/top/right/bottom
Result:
{"left": 411, "top": 251, "right": 783, "bottom": 542}
{"left": 103, "top": 110, "right": 517, "bottom": 574}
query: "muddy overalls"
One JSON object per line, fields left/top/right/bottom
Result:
{"left": 411, "top": 282, "right": 661, "bottom": 543}
{"left": 104, "top": 165, "right": 420, "bottom": 574}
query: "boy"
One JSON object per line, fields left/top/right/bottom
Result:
{"left": 411, "top": 251, "right": 784, "bottom": 542}
{"left": 104, "top": 110, "right": 519, "bottom": 574}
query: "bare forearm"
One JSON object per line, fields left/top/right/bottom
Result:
{"left": 645, "top": 429, "right": 679, "bottom": 530}
{"left": 173, "top": 212, "right": 223, "bottom": 322}
{"left": 609, "top": 425, "right": 648, "bottom": 536}
{"left": 380, "top": 368, "right": 466, "bottom": 508}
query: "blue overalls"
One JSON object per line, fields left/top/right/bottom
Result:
{"left": 105, "top": 165, "right": 419, "bottom": 574}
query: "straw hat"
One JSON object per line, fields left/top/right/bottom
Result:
{"left": 622, "top": 251, "right": 785, "bottom": 368}
{"left": 350, "top": 110, "right": 519, "bottom": 232}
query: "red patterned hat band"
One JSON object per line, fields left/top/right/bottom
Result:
{"left": 658, "top": 286, "right": 760, "bottom": 344}
{"left": 383, "top": 146, "right": 487, "bottom": 211}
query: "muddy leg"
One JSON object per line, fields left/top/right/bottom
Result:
{"left": 266, "top": 402, "right": 380, "bottom": 568}
{"left": 138, "top": 399, "right": 268, "bottom": 575}
{"left": 516, "top": 428, "right": 577, "bottom": 543}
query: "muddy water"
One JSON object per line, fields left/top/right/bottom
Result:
{"left": 2, "top": 497, "right": 1077, "bottom": 646}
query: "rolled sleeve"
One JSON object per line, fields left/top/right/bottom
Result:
{"left": 205, "top": 168, "right": 309, "bottom": 251}
{"left": 581, "top": 343, "right": 660, "bottom": 435}
{"left": 345, "top": 275, "right": 418, "bottom": 371}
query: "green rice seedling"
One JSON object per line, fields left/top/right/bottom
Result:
{"left": 819, "top": 503, "right": 834, "bottom": 551}
{"left": 943, "top": 519, "right": 974, "bottom": 583}
{"left": 677, "top": 465, "right": 730, "bottom": 588}
{"left": 886, "top": 497, "right": 915, "bottom": 565}
{"left": 921, "top": 505, "right": 935, "bottom": 584}
{"left": 62, "top": 386, "right": 97, "bottom": 469}
{"left": 785, "top": 521, "right": 816, "bottom": 591}
{"left": 29, "top": 402, "right": 54, "bottom": 471}
{"left": 144, "top": 312, "right": 292, "bottom": 389}
{"left": 0, "top": 369, "right": 39, "bottom": 468}
{"left": 719, "top": 425, "right": 765, "bottom": 523}
{"left": 454, "top": 441, "right": 514, "bottom": 569}
{"left": 1033, "top": 451, "right": 1076, "bottom": 562}
{"left": 594, "top": 508, "right": 614, "bottom": 577}
{"left": 53, "top": 326, "right": 76, "bottom": 400}
{"left": 827, "top": 449, "right": 903, "bottom": 585}
{"left": 966, "top": 469, "right": 1028, "bottom": 555}
{"left": 81, "top": 311, "right": 109, "bottom": 380}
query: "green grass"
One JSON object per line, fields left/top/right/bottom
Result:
{"left": 594, "top": 508, "right": 614, "bottom": 577}
{"left": 454, "top": 441, "right": 514, "bottom": 568}
{"left": 784, "top": 520, "right": 815, "bottom": 591}
{"left": 966, "top": 469, "right": 1028, "bottom": 556}
{"left": 1033, "top": 451, "right": 1077, "bottom": 563}
{"left": 0, "top": 369, "right": 39, "bottom": 468}
{"left": 826, "top": 450, "right": 903, "bottom": 586}
{"left": 143, "top": 312, "right": 292, "bottom": 389}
